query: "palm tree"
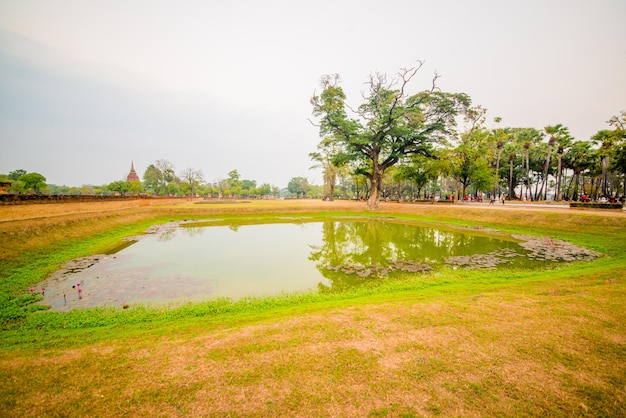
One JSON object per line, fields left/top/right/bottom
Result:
{"left": 554, "top": 133, "right": 573, "bottom": 201}
{"left": 505, "top": 146, "right": 518, "bottom": 199}
{"left": 592, "top": 130, "right": 619, "bottom": 198}
{"left": 490, "top": 123, "right": 510, "bottom": 198}
{"left": 563, "top": 141, "right": 598, "bottom": 200}
{"left": 611, "top": 142, "right": 626, "bottom": 197}
{"left": 538, "top": 135, "right": 555, "bottom": 200}
{"left": 608, "top": 112, "right": 626, "bottom": 197}
{"left": 543, "top": 124, "right": 572, "bottom": 200}
{"left": 513, "top": 128, "right": 542, "bottom": 201}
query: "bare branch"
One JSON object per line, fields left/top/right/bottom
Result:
{"left": 397, "top": 60, "right": 424, "bottom": 97}
{"left": 308, "top": 118, "right": 320, "bottom": 127}
{"left": 431, "top": 71, "right": 441, "bottom": 92}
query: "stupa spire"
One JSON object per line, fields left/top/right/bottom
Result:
{"left": 126, "top": 160, "right": 140, "bottom": 182}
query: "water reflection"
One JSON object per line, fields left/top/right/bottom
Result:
{"left": 309, "top": 220, "right": 519, "bottom": 291}
{"left": 157, "top": 227, "right": 178, "bottom": 242}
{"left": 40, "top": 219, "right": 526, "bottom": 310}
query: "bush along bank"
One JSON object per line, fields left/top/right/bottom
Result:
{"left": 569, "top": 202, "right": 624, "bottom": 210}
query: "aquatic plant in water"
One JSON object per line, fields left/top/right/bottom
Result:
{"left": 326, "top": 259, "right": 432, "bottom": 279}
{"left": 512, "top": 235, "right": 600, "bottom": 262}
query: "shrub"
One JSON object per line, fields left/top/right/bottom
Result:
{"left": 569, "top": 202, "right": 624, "bottom": 210}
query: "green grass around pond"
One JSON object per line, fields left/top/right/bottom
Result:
{"left": 1, "top": 202, "right": 625, "bottom": 417}
{"left": 0, "top": 265, "right": 578, "bottom": 348}
{"left": 1, "top": 206, "right": 624, "bottom": 348}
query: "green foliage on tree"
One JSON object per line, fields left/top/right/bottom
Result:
{"left": 211, "top": 169, "right": 273, "bottom": 198}
{"left": 309, "top": 136, "right": 342, "bottom": 200}
{"left": 18, "top": 173, "right": 46, "bottom": 193}
{"left": 167, "top": 181, "right": 180, "bottom": 196}
{"left": 543, "top": 124, "right": 573, "bottom": 201}
{"left": 107, "top": 180, "right": 132, "bottom": 195}
{"left": 608, "top": 112, "right": 626, "bottom": 193}
{"left": 306, "top": 184, "right": 324, "bottom": 198}
{"left": 288, "top": 177, "right": 310, "bottom": 197}
{"left": 592, "top": 129, "right": 622, "bottom": 198}
{"left": 180, "top": 168, "right": 204, "bottom": 197}
{"left": 392, "top": 156, "right": 437, "bottom": 199}
{"left": 128, "top": 181, "right": 144, "bottom": 195}
{"left": 311, "top": 62, "right": 471, "bottom": 209}
{"left": 256, "top": 183, "right": 272, "bottom": 196}
{"left": 562, "top": 141, "right": 598, "bottom": 199}
{"left": 143, "top": 164, "right": 163, "bottom": 195}
{"left": 12, "top": 172, "right": 47, "bottom": 194}
{"left": 487, "top": 118, "right": 512, "bottom": 197}
{"left": 8, "top": 169, "right": 26, "bottom": 181}
{"left": 451, "top": 122, "right": 494, "bottom": 199}
{"left": 141, "top": 160, "right": 177, "bottom": 196}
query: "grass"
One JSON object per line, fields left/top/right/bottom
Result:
{"left": 1, "top": 199, "right": 625, "bottom": 416}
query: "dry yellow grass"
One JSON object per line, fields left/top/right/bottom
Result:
{"left": 2, "top": 270, "right": 624, "bottom": 417}
{"left": 1, "top": 198, "right": 625, "bottom": 416}
{"left": 0, "top": 197, "right": 183, "bottom": 222}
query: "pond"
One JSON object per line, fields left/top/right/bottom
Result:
{"left": 38, "top": 219, "right": 598, "bottom": 311}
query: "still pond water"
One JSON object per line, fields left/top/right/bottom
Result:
{"left": 42, "top": 220, "right": 539, "bottom": 310}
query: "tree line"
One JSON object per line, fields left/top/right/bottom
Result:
{"left": 309, "top": 62, "right": 626, "bottom": 208}
{"left": 0, "top": 170, "right": 47, "bottom": 194}
{"left": 4, "top": 61, "right": 623, "bottom": 204}
{"left": 138, "top": 163, "right": 285, "bottom": 198}
{"left": 0, "top": 164, "right": 290, "bottom": 199}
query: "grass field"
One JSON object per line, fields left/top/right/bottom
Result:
{"left": 1, "top": 199, "right": 625, "bottom": 417}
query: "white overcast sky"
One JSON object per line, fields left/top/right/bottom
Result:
{"left": 1, "top": 0, "right": 624, "bottom": 187}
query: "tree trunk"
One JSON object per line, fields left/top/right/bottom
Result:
{"left": 439, "top": 174, "right": 444, "bottom": 200}
{"left": 524, "top": 147, "right": 532, "bottom": 201}
{"left": 533, "top": 173, "right": 541, "bottom": 201}
{"left": 581, "top": 173, "right": 586, "bottom": 199}
{"left": 555, "top": 154, "right": 563, "bottom": 201}
{"left": 509, "top": 157, "right": 514, "bottom": 199}
{"left": 601, "top": 156, "right": 609, "bottom": 197}
{"left": 367, "top": 168, "right": 383, "bottom": 209}
{"left": 566, "top": 171, "right": 576, "bottom": 200}
{"left": 494, "top": 147, "right": 503, "bottom": 197}
{"left": 541, "top": 141, "right": 554, "bottom": 200}
{"left": 593, "top": 176, "right": 601, "bottom": 199}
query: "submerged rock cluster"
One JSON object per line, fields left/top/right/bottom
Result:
{"left": 326, "top": 259, "right": 432, "bottom": 279}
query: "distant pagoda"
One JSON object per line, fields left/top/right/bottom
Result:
{"left": 126, "top": 161, "right": 140, "bottom": 182}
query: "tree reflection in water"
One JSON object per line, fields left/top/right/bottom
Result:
{"left": 309, "top": 220, "right": 520, "bottom": 292}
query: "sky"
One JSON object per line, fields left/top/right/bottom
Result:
{"left": 0, "top": 0, "right": 624, "bottom": 188}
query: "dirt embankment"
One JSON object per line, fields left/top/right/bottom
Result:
{"left": 0, "top": 197, "right": 186, "bottom": 223}
{"left": 0, "top": 194, "right": 176, "bottom": 205}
